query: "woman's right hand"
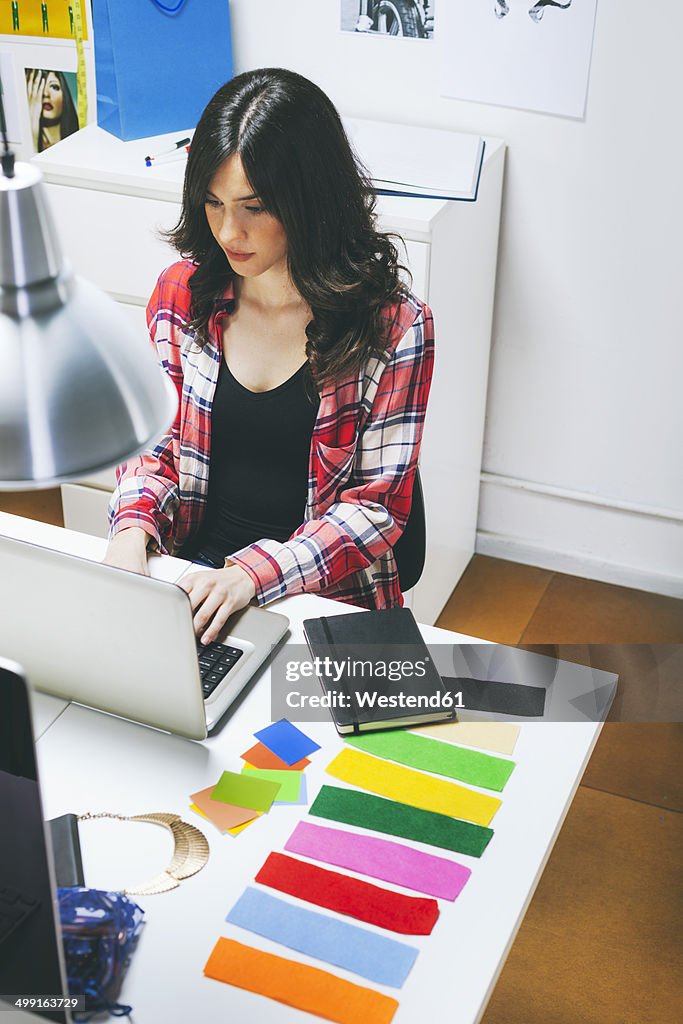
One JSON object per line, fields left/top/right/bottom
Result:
{"left": 102, "top": 527, "right": 150, "bottom": 576}
{"left": 26, "top": 69, "right": 44, "bottom": 152}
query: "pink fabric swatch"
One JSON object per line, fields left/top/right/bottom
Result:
{"left": 284, "top": 821, "right": 471, "bottom": 901}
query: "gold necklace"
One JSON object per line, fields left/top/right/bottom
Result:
{"left": 78, "top": 812, "right": 210, "bottom": 896}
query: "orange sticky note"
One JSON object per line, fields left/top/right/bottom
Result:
{"left": 241, "top": 741, "right": 310, "bottom": 772}
{"left": 192, "top": 802, "right": 262, "bottom": 835}
{"left": 204, "top": 938, "right": 398, "bottom": 1024}
{"left": 190, "top": 786, "right": 260, "bottom": 832}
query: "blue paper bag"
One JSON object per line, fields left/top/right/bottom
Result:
{"left": 93, "top": 0, "right": 233, "bottom": 141}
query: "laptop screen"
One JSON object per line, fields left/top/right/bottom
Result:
{"left": 0, "top": 661, "right": 69, "bottom": 1023}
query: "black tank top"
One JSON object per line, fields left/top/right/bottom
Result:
{"left": 185, "top": 357, "right": 319, "bottom": 566}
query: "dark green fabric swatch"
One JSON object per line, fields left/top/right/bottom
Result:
{"left": 346, "top": 731, "right": 515, "bottom": 792}
{"left": 309, "top": 785, "right": 493, "bottom": 858}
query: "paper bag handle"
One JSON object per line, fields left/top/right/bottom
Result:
{"left": 149, "top": 0, "right": 189, "bottom": 14}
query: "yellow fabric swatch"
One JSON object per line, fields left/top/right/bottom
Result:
{"left": 416, "top": 721, "right": 520, "bottom": 756}
{"left": 326, "top": 748, "right": 501, "bottom": 826}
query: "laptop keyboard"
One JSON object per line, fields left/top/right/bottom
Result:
{"left": 196, "top": 641, "right": 244, "bottom": 699}
{"left": 0, "top": 885, "right": 39, "bottom": 945}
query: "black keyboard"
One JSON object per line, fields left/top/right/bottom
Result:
{"left": 196, "top": 641, "right": 244, "bottom": 699}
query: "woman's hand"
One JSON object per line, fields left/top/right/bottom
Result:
{"left": 26, "top": 69, "right": 44, "bottom": 152}
{"left": 102, "top": 527, "right": 150, "bottom": 576}
{"left": 179, "top": 565, "right": 257, "bottom": 645}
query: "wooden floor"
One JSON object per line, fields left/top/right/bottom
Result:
{"left": 437, "top": 556, "right": 683, "bottom": 1024}
{"left": 2, "top": 492, "right": 682, "bottom": 1022}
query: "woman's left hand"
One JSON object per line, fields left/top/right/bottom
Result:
{"left": 179, "top": 564, "right": 257, "bottom": 644}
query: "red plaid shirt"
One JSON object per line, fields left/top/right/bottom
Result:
{"left": 109, "top": 260, "right": 434, "bottom": 610}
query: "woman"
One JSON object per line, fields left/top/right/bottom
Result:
{"left": 104, "top": 68, "right": 434, "bottom": 644}
{"left": 26, "top": 69, "right": 79, "bottom": 153}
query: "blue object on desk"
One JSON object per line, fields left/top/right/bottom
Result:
{"left": 92, "top": 0, "right": 233, "bottom": 141}
{"left": 58, "top": 887, "right": 144, "bottom": 1020}
{"left": 254, "top": 718, "right": 321, "bottom": 765}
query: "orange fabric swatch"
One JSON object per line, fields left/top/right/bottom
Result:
{"left": 241, "top": 741, "right": 310, "bottom": 771}
{"left": 204, "top": 937, "right": 399, "bottom": 1024}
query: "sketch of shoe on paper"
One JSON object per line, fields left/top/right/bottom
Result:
{"left": 493, "top": 0, "right": 510, "bottom": 17}
{"left": 528, "top": 0, "right": 573, "bottom": 22}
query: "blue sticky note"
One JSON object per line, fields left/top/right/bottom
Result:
{"left": 226, "top": 888, "right": 417, "bottom": 988}
{"left": 254, "top": 719, "right": 321, "bottom": 766}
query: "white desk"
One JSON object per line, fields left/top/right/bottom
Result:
{"left": 0, "top": 517, "right": 601, "bottom": 1024}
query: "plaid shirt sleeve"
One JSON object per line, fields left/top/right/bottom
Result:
{"left": 228, "top": 302, "right": 434, "bottom": 604}
{"left": 107, "top": 268, "right": 186, "bottom": 551}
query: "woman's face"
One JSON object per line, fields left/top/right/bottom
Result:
{"left": 41, "top": 73, "right": 63, "bottom": 123}
{"left": 204, "top": 154, "right": 288, "bottom": 279}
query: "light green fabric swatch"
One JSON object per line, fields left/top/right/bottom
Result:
{"left": 346, "top": 730, "right": 515, "bottom": 792}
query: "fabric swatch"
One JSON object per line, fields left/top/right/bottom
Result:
{"left": 326, "top": 748, "right": 501, "bottom": 826}
{"left": 226, "top": 888, "right": 418, "bottom": 988}
{"left": 190, "top": 786, "right": 260, "bottom": 832}
{"left": 256, "top": 851, "right": 439, "bottom": 935}
{"left": 276, "top": 774, "right": 308, "bottom": 806}
{"left": 241, "top": 741, "right": 311, "bottom": 771}
{"left": 285, "top": 820, "right": 471, "bottom": 900}
{"left": 310, "top": 785, "right": 494, "bottom": 858}
{"left": 241, "top": 767, "right": 303, "bottom": 803}
{"left": 211, "top": 770, "right": 281, "bottom": 812}
{"left": 190, "top": 801, "right": 261, "bottom": 837}
{"left": 254, "top": 718, "right": 321, "bottom": 765}
{"left": 346, "top": 731, "right": 515, "bottom": 792}
{"left": 416, "top": 721, "right": 520, "bottom": 756}
{"left": 203, "top": 937, "right": 399, "bottom": 1024}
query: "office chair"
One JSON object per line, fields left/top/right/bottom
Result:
{"left": 393, "top": 469, "right": 426, "bottom": 593}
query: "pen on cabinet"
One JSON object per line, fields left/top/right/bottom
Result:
{"left": 144, "top": 137, "right": 191, "bottom": 164}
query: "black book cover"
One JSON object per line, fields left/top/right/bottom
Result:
{"left": 48, "top": 813, "right": 85, "bottom": 888}
{"left": 303, "top": 607, "right": 456, "bottom": 734}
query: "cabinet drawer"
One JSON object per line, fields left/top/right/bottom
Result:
{"left": 44, "top": 184, "right": 179, "bottom": 302}
{"left": 61, "top": 483, "right": 113, "bottom": 539}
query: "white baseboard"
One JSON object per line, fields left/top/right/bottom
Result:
{"left": 476, "top": 474, "right": 683, "bottom": 599}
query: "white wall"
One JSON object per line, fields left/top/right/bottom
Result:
{"left": 231, "top": 1, "right": 682, "bottom": 595}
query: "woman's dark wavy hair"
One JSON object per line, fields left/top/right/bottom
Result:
{"left": 166, "top": 68, "right": 408, "bottom": 387}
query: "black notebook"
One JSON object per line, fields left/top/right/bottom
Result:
{"left": 48, "top": 813, "right": 85, "bottom": 888}
{"left": 303, "top": 607, "right": 457, "bottom": 735}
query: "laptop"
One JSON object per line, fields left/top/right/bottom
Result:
{"left": 0, "top": 534, "right": 289, "bottom": 740}
{"left": 0, "top": 660, "right": 72, "bottom": 1024}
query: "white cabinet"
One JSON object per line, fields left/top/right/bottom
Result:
{"left": 34, "top": 124, "right": 504, "bottom": 625}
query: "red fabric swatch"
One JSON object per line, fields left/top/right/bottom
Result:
{"left": 255, "top": 851, "right": 439, "bottom": 935}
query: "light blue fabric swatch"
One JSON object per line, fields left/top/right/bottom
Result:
{"left": 226, "top": 887, "right": 418, "bottom": 987}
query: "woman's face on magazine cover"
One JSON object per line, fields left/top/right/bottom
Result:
{"left": 41, "top": 73, "right": 63, "bottom": 123}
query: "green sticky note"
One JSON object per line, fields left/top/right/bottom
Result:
{"left": 310, "top": 785, "right": 493, "bottom": 858}
{"left": 346, "top": 731, "right": 515, "bottom": 792}
{"left": 241, "top": 767, "right": 303, "bottom": 803}
{"left": 211, "top": 770, "right": 281, "bottom": 813}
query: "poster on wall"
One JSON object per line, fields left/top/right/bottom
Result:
{"left": 341, "top": 0, "right": 435, "bottom": 39}
{"left": 439, "top": 0, "right": 598, "bottom": 119}
{"left": 24, "top": 66, "right": 78, "bottom": 153}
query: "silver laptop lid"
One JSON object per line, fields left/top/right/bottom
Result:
{"left": 0, "top": 536, "right": 208, "bottom": 740}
